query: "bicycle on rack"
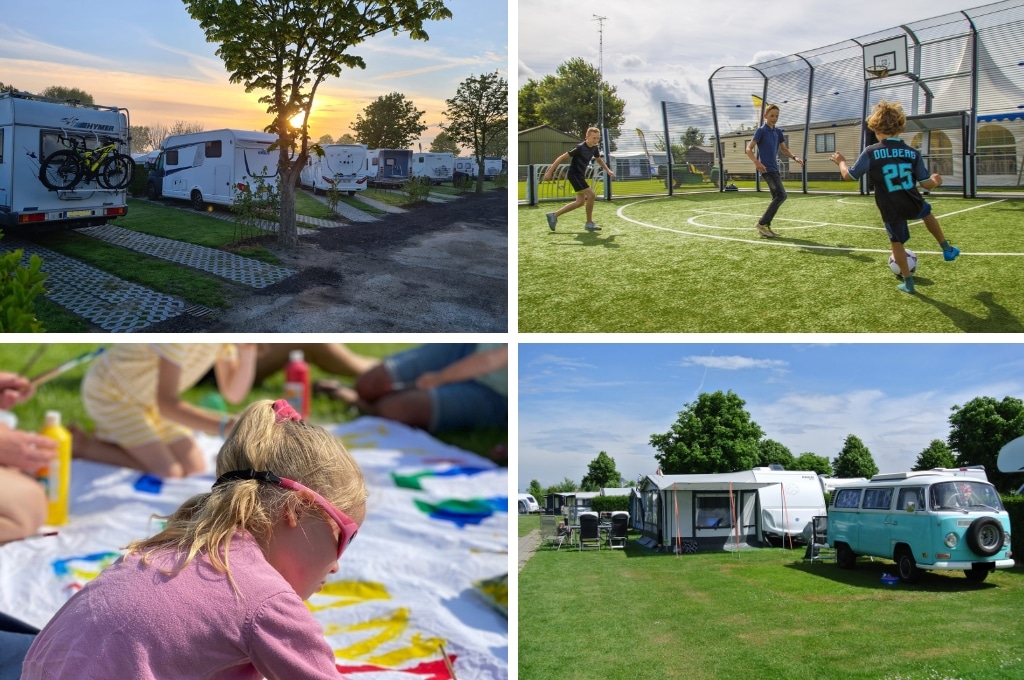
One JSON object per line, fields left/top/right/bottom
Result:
{"left": 38, "top": 135, "right": 134, "bottom": 191}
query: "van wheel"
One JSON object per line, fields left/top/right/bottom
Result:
{"left": 966, "top": 517, "right": 1003, "bottom": 557}
{"left": 146, "top": 182, "right": 159, "bottom": 200}
{"left": 191, "top": 190, "right": 205, "bottom": 211}
{"left": 965, "top": 567, "right": 989, "bottom": 583}
{"left": 895, "top": 547, "right": 921, "bottom": 584}
{"left": 836, "top": 542, "right": 856, "bottom": 569}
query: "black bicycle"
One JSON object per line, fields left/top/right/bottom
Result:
{"left": 38, "top": 136, "right": 134, "bottom": 191}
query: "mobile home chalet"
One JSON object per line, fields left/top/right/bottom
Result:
{"left": 146, "top": 129, "right": 280, "bottom": 210}
{"left": 300, "top": 143, "right": 368, "bottom": 195}
{"left": 0, "top": 91, "right": 129, "bottom": 230}
{"left": 636, "top": 468, "right": 826, "bottom": 551}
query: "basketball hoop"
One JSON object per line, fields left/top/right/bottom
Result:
{"left": 865, "top": 66, "right": 890, "bottom": 80}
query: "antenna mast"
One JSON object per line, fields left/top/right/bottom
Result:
{"left": 593, "top": 14, "right": 607, "bottom": 131}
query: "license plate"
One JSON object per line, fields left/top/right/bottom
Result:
{"left": 65, "top": 210, "right": 93, "bottom": 218}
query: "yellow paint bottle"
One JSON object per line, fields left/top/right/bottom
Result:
{"left": 37, "top": 410, "right": 72, "bottom": 525}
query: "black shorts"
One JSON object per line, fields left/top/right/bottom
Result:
{"left": 568, "top": 174, "right": 590, "bottom": 193}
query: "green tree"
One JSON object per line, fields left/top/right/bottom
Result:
{"left": 39, "top": 86, "right": 93, "bottom": 104}
{"left": 129, "top": 126, "right": 155, "bottom": 154}
{"left": 547, "top": 477, "right": 578, "bottom": 494}
{"left": 0, "top": 81, "right": 16, "bottom": 93}
{"left": 758, "top": 439, "right": 795, "bottom": 469}
{"left": 336, "top": 133, "right": 357, "bottom": 145}
{"left": 442, "top": 71, "right": 507, "bottom": 193}
{"left": 832, "top": 434, "right": 879, "bottom": 479}
{"left": 318, "top": 134, "right": 335, "bottom": 145}
{"left": 649, "top": 390, "right": 764, "bottom": 474}
{"left": 429, "top": 130, "right": 460, "bottom": 154}
{"left": 911, "top": 439, "right": 957, "bottom": 471}
{"left": 183, "top": 0, "right": 451, "bottom": 247}
{"left": 352, "top": 92, "right": 428, "bottom": 150}
{"left": 581, "top": 451, "right": 621, "bottom": 491}
{"left": 794, "top": 452, "right": 833, "bottom": 476}
{"left": 517, "top": 79, "right": 543, "bottom": 130}
{"left": 527, "top": 479, "right": 544, "bottom": 502}
{"left": 681, "top": 126, "right": 706, "bottom": 148}
{"left": 948, "top": 396, "right": 1024, "bottom": 493}
{"left": 535, "top": 58, "right": 627, "bottom": 139}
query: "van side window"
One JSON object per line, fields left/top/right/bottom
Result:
{"left": 897, "top": 487, "right": 924, "bottom": 511}
{"left": 862, "top": 488, "right": 893, "bottom": 509}
{"left": 834, "top": 488, "right": 861, "bottom": 508}
{"left": 205, "top": 140, "right": 222, "bottom": 158}
{"left": 166, "top": 149, "right": 179, "bottom": 166}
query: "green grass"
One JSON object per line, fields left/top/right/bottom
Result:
{"left": 0, "top": 343, "right": 505, "bottom": 460}
{"left": 519, "top": 522, "right": 1024, "bottom": 679}
{"left": 519, "top": 191, "right": 1024, "bottom": 332}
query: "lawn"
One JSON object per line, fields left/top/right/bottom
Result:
{"left": 519, "top": 516, "right": 1024, "bottom": 679}
{"left": 518, "top": 191, "right": 1024, "bottom": 332}
{"left": 0, "top": 343, "right": 506, "bottom": 460}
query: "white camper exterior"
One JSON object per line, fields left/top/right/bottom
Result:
{"left": 0, "top": 91, "right": 129, "bottom": 230}
{"left": 749, "top": 468, "right": 829, "bottom": 544}
{"left": 300, "top": 143, "right": 368, "bottom": 195}
{"left": 482, "top": 157, "right": 504, "bottom": 180}
{"left": 410, "top": 152, "right": 454, "bottom": 184}
{"left": 146, "top": 129, "right": 280, "bottom": 210}
{"left": 365, "top": 148, "right": 412, "bottom": 184}
{"left": 453, "top": 157, "right": 478, "bottom": 181}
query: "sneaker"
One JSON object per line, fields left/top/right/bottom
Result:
{"left": 584, "top": 222, "right": 602, "bottom": 231}
{"left": 755, "top": 222, "right": 777, "bottom": 238}
{"left": 546, "top": 213, "right": 557, "bottom": 231}
{"left": 897, "top": 282, "right": 916, "bottom": 295}
{"left": 943, "top": 245, "right": 960, "bottom": 262}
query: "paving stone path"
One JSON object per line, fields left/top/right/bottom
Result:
{"left": 518, "top": 529, "right": 543, "bottom": 572}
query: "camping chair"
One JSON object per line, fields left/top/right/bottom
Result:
{"left": 804, "top": 515, "right": 835, "bottom": 563}
{"left": 607, "top": 511, "right": 629, "bottom": 549}
{"left": 540, "top": 515, "right": 567, "bottom": 551}
{"left": 578, "top": 511, "right": 601, "bottom": 551}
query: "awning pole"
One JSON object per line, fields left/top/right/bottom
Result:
{"left": 781, "top": 483, "right": 793, "bottom": 550}
{"left": 674, "top": 488, "right": 681, "bottom": 557}
{"left": 729, "top": 482, "right": 739, "bottom": 558}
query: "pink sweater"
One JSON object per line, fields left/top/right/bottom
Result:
{"left": 21, "top": 533, "right": 342, "bottom": 679}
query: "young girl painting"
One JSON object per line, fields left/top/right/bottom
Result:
{"left": 21, "top": 399, "right": 368, "bottom": 680}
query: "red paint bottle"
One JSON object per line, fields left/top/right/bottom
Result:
{"left": 283, "top": 350, "right": 310, "bottom": 419}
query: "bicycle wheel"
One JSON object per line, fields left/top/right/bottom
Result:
{"left": 100, "top": 153, "right": 134, "bottom": 189}
{"left": 39, "top": 150, "right": 83, "bottom": 190}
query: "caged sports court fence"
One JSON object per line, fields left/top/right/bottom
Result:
{"left": 520, "top": 0, "right": 1024, "bottom": 205}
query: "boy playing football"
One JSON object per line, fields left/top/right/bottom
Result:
{"left": 831, "top": 100, "right": 959, "bottom": 295}
{"left": 543, "top": 127, "right": 616, "bottom": 232}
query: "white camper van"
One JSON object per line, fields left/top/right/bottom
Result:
{"left": 453, "top": 157, "right": 478, "bottom": 182}
{"left": 300, "top": 143, "right": 368, "bottom": 195}
{"left": 365, "top": 148, "right": 412, "bottom": 184}
{"left": 146, "top": 129, "right": 280, "bottom": 210}
{"left": 0, "top": 91, "right": 129, "bottom": 230}
{"left": 411, "top": 152, "right": 454, "bottom": 184}
{"left": 482, "top": 156, "right": 505, "bottom": 180}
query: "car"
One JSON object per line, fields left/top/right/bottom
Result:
{"left": 518, "top": 494, "right": 540, "bottom": 514}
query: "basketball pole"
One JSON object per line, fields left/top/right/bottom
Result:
{"left": 593, "top": 14, "right": 611, "bottom": 201}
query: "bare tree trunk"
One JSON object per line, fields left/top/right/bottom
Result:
{"left": 278, "top": 165, "right": 299, "bottom": 247}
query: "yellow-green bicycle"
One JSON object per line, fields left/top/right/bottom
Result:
{"left": 38, "top": 136, "right": 134, "bottom": 191}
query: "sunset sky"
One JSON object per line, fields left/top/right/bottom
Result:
{"left": 1, "top": 0, "right": 507, "bottom": 150}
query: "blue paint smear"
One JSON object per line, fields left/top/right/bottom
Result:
{"left": 133, "top": 474, "right": 164, "bottom": 494}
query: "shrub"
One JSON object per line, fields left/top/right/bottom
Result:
{"left": 492, "top": 171, "right": 508, "bottom": 189}
{"left": 453, "top": 173, "right": 474, "bottom": 193}
{"left": 324, "top": 180, "right": 343, "bottom": 218}
{"left": 0, "top": 241, "right": 48, "bottom": 332}
{"left": 230, "top": 171, "right": 280, "bottom": 242}
{"left": 404, "top": 176, "right": 433, "bottom": 204}
{"left": 590, "top": 495, "right": 630, "bottom": 514}
{"left": 129, "top": 162, "right": 150, "bottom": 198}
{"left": 1000, "top": 493, "right": 1024, "bottom": 558}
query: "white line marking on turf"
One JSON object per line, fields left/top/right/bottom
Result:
{"left": 909, "top": 198, "right": 1007, "bottom": 225}
{"left": 616, "top": 196, "right": 1024, "bottom": 257}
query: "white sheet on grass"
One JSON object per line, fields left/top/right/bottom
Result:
{"left": 0, "top": 416, "right": 508, "bottom": 679}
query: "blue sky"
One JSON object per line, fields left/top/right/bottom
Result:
{"left": 518, "top": 343, "right": 1024, "bottom": 490}
{"left": 518, "top": 0, "right": 984, "bottom": 132}
{"left": 1, "top": 1, "right": 506, "bottom": 149}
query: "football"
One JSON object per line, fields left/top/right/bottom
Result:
{"left": 889, "top": 249, "right": 918, "bottom": 276}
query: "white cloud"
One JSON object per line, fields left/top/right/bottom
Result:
{"left": 677, "top": 355, "right": 789, "bottom": 371}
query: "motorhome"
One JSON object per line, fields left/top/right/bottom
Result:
{"left": 410, "top": 152, "right": 454, "bottom": 184}
{"left": 365, "top": 148, "right": 412, "bottom": 184}
{"left": 0, "top": 91, "right": 129, "bottom": 230}
{"left": 453, "top": 157, "right": 478, "bottom": 182}
{"left": 828, "top": 467, "right": 1013, "bottom": 583}
{"left": 300, "top": 143, "right": 368, "bottom": 195}
{"left": 482, "top": 156, "right": 504, "bottom": 180}
{"left": 146, "top": 129, "right": 280, "bottom": 210}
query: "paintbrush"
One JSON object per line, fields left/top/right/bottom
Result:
{"left": 439, "top": 643, "right": 457, "bottom": 679}
{"left": 18, "top": 345, "right": 47, "bottom": 377}
{"left": 29, "top": 347, "right": 106, "bottom": 389}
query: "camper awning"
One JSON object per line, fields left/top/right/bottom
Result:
{"left": 646, "top": 471, "right": 776, "bottom": 492}
{"left": 663, "top": 480, "right": 775, "bottom": 491}
{"left": 977, "top": 111, "right": 1024, "bottom": 123}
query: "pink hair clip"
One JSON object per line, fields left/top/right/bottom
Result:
{"left": 272, "top": 399, "right": 302, "bottom": 423}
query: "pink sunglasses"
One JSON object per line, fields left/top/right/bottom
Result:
{"left": 214, "top": 470, "right": 358, "bottom": 559}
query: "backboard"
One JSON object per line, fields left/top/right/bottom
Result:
{"left": 863, "top": 35, "right": 908, "bottom": 79}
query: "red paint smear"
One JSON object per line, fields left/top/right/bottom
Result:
{"left": 336, "top": 655, "right": 457, "bottom": 679}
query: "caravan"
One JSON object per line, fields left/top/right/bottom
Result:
{"left": 410, "top": 152, "right": 453, "bottom": 184}
{"left": 0, "top": 91, "right": 129, "bottom": 230}
{"left": 300, "top": 143, "right": 368, "bottom": 195}
{"left": 146, "top": 129, "right": 280, "bottom": 210}
{"left": 365, "top": 148, "right": 412, "bottom": 184}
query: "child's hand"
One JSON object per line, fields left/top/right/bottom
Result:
{"left": 930, "top": 173, "right": 943, "bottom": 187}
{"left": 830, "top": 151, "right": 846, "bottom": 166}
{"left": 0, "top": 373, "right": 32, "bottom": 410}
{"left": 754, "top": 160, "right": 766, "bottom": 173}
{"left": 607, "top": 170, "right": 616, "bottom": 179}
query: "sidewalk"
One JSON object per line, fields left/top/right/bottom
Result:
{"left": 518, "top": 529, "right": 542, "bottom": 572}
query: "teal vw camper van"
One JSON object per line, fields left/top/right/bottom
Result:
{"left": 828, "top": 468, "right": 1012, "bottom": 583}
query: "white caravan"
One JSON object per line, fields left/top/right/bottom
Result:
{"left": 365, "top": 148, "right": 412, "bottom": 183}
{"left": 453, "top": 157, "right": 478, "bottom": 181}
{"left": 749, "top": 467, "right": 828, "bottom": 545}
{"left": 146, "top": 129, "right": 280, "bottom": 210}
{"left": 482, "top": 156, "right": 505, "bottom": 180}
{"left": 300, "top": 143, "right": 368, "bottom": 195}
{"left": 410, "top": 152, "right": 454, "bottom": 184}
{"left": 0, "top": 91, "right": 129, "bottom": 230}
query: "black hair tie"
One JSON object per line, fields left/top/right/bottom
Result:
{"left": 213, "top": 469, "right": 282, "bottom": 488}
